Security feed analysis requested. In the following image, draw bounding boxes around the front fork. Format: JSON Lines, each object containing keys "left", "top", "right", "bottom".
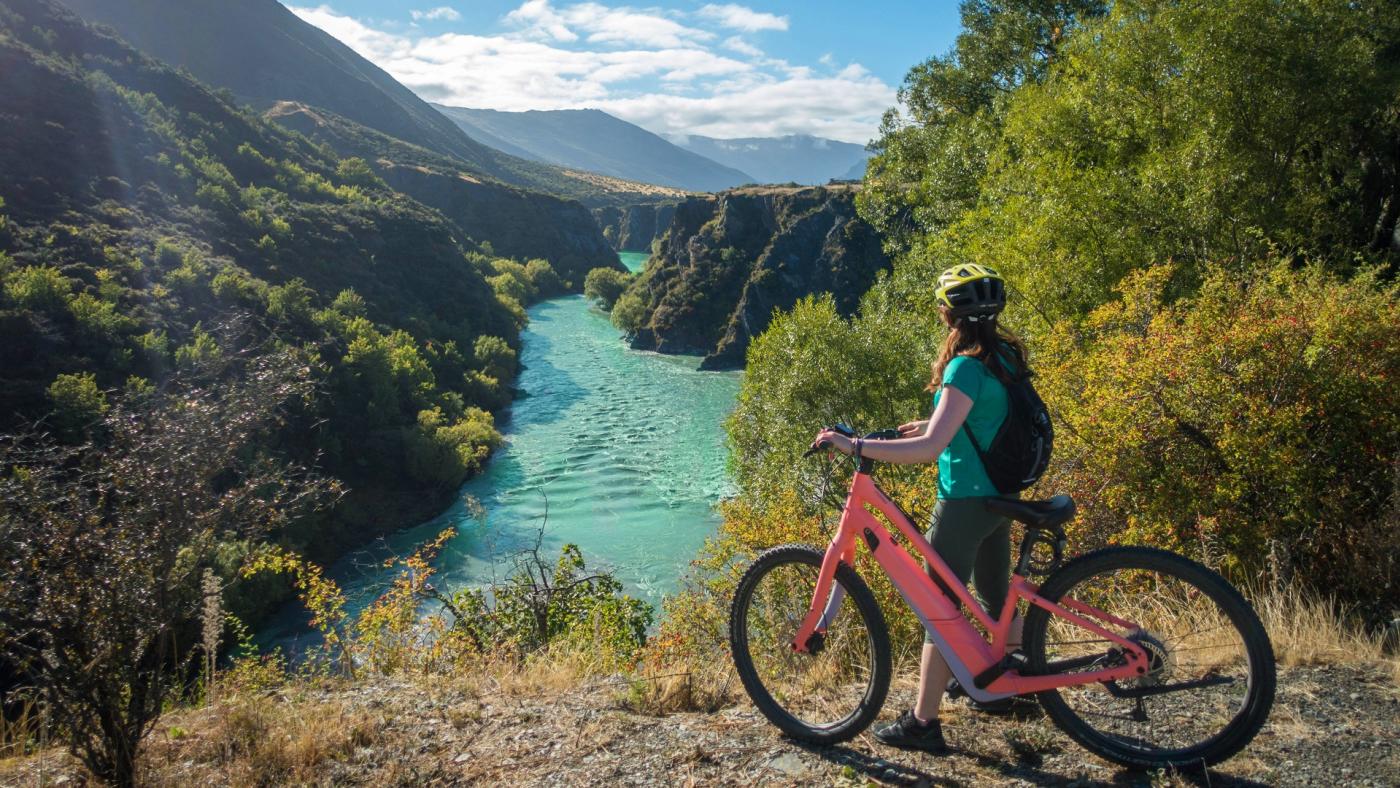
{"left": 791, "top": 528, "right": 856, "bottom": 653}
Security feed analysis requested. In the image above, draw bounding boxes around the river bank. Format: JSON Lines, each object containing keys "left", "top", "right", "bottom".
{"left": 262, "top": 259, "right": 739, "bottom": 646}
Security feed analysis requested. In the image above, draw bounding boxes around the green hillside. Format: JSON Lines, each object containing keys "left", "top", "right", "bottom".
{"left": 266, "top": 102, "right": 622, "bottom": 286}
{"left": 60, "top": 0, "right": 676, "bottom": 206}
{"left": 0, "top": 0, "right": 551, "bottom": 577}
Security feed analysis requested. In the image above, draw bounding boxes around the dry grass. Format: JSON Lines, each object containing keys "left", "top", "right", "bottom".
{"left": 0, "top": 696, "right": 45, "bottom": 762}
{"left": 137, "top": 690, "right": 385, "bottom": 787}
{"left": 1249, "top": 582, "right": 1400, "bottom": 686}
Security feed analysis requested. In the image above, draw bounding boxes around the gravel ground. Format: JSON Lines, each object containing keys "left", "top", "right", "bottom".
{"left": 1, "top": 664, "right": 1395, "bottom": 786}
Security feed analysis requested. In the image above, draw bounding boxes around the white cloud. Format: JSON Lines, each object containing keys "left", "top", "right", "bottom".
{"left": 597, "top": 65, "right": 891, "bottom": 143}
{"left": 288, "top": 3, "right": 891, "bottom": 143}
{"left": 411, "top": 6, "right": 461, "bottom": 22}
{"left": 506, "top": 1, "right": 712, "bottom": 48}
{"left": 722, "top": 35, "right": 763, "bottom": 57}
{"left": 696, "top": 3, "right": 788, "bottom": 32}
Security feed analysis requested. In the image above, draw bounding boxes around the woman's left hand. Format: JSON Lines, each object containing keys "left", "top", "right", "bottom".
{"left": 812, "top": 429, "right": 855, "bottom": 455}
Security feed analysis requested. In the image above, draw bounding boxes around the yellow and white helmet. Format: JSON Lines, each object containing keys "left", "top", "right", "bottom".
{"left": 935, "top": 264, "right": 1006, "bottom": 322}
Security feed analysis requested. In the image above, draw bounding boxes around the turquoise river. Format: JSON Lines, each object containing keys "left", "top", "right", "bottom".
{"left": 265, "top": 252, "right": 740, "bottom": 646}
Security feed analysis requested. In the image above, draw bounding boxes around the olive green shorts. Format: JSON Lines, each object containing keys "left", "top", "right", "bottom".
{"left": 922, "top": 496, "right": 1011, "bottom": 643}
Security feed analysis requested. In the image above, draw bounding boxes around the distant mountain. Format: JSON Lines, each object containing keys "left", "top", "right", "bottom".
{"left": 59, "top": 0, "right": 665, "bottom": 206}
{"left": 667, "top": 134, "right": 871, "bottom": 186}
{"left": 434, "top": 106, "right": 753, "bottom": 193}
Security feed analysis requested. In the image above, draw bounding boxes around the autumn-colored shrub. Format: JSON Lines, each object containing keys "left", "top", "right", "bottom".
{"left": 1038, "top": 260, "right": 1400, "bottom": 620}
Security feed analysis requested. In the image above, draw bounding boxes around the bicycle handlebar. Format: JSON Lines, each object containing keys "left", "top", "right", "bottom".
{"left": 803, "top": 424, "right": 900, "bottom": 458}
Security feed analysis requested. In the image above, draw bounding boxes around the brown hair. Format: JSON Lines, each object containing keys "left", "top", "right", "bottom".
{"left": 928, "top": 309, "right": 1029, "bottom": 392}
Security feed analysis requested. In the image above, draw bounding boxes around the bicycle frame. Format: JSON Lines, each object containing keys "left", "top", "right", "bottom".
{"left": 791, "top": 468, "right": 1150, "bottom": 703}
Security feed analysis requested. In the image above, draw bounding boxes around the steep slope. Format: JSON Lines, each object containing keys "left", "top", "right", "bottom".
{"left": 0, "top": 0, "right": 525, "bottom": 567}
{"left": 623, "top": 185, "right": 890, "bottom": 369}
{"left": 669, "top": 134, "right": 871, "bottom": 186}
{"left": 593, "top": 202, "right": 678, "bottom": 252}
{"left": 58, "top": 0, "right": 667, "bottom": 206}
{"left": 435, "top": 106, "right": 753, "bottom": 192}
{"left": 268, "top": 102, "right": 621, "bottom": 286}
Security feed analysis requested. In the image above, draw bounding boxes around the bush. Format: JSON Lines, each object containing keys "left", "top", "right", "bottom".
{"left": 334, "top": 157, "right": 385, "bottom": 190}
{"left": 583, "top": 267, "right": 630, "bottom": 309}
{"left": 174, "top": 324, "right": 222, "bottom": 369}
{"left": 1039, "top": 260, "right": 1400, "bottom": 619}
{"left": 266, "top": 278, "right": 315, "bottom": 323}
{"left": 3, "top": 354, "right": 334, "bottom": 785}
{"left": 443, "top": 538, "right": 653, "bottom": 668}
{"left": 46, "top": 371, "right": 108, "bottom": 436}
{"left": 4, "top": 265, "right": 69, "bottom": 311}
{"left": 248, "top": 527, "right": 652, "bottom": 677}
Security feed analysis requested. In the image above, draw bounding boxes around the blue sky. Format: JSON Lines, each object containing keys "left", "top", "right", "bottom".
{"left": 288, "top": 1, "right": 963, "bottom": 143}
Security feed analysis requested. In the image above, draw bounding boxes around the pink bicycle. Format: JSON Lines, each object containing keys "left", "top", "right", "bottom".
{"left": 729, "top": 425, "right": 1275, "bottom": 769}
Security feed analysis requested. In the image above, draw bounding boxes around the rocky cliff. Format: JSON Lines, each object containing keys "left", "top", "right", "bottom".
{"left": 268, "top": 103, "right": 621, "bottom": 285}
{"left": 625, "top": 185, "right": 890, "bottom": 369}
{"left": 594, "top": 202, "right": 678, "bottom": 252}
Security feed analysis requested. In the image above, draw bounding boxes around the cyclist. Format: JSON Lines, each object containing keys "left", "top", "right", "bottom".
{"left": 812, "top": 263, "right": 1030, "bottom": 753}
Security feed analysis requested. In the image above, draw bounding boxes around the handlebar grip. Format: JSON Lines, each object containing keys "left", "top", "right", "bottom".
{"left": 803, "top": 440, "right": 831, "bottom": 458}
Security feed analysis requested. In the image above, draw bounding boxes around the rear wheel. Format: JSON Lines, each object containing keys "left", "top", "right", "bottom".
{"left": 1023, "top": 547, "right": 1275, "bottom": 769}
{"left": 729, "top": 544, "right": 892, "bottom": 744}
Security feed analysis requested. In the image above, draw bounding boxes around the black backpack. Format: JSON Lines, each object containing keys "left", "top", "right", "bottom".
{"left": 961, "top": 346, "right": 1053, "bottom": 495}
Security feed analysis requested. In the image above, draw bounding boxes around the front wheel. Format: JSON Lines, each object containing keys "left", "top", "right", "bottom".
{"left": 729, "top": 544, "right": 892, "bottom": 744}
{"left": 1023, "top": 546, "right": 1276, "bottom": 770}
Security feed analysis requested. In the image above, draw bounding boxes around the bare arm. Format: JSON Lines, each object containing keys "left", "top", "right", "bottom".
{"left": 814, "top": 386, "right": 973, "bottom": 466}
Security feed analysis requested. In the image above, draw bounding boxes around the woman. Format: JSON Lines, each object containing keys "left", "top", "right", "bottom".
{"left": 812, "top": 263, "right": 1030, "bottom": 753}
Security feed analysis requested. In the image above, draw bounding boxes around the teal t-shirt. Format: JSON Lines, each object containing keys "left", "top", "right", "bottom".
{"left": 934, "top": 354, "right": 1008, "bottom": 499}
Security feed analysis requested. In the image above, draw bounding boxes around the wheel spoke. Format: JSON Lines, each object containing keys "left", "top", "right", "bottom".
{"left": 1026, "top": 548, "right": 1274, "bottom": 768}
{"left": 731, "top": 547, "right": 890, "bottom": 743}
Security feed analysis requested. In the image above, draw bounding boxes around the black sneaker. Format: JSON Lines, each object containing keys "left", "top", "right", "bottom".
{"left": 872, "top": 710, "right": 947, "bottom": 753}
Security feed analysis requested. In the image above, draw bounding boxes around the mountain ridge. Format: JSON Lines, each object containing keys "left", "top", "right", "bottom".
{"left": 434, "top": 105, "right": 753, "bottom": 193}
{"left": 668, "top": 133, "right": 871, "bottom": 186}
{"left": 58, "top": 0, "right": 668, "bottom": 206}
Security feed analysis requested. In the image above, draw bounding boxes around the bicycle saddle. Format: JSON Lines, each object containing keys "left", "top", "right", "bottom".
{"left": 984, "top": 495, "right": 1076, "bottom": 530}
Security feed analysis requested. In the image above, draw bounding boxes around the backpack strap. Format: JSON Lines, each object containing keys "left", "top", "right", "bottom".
{"left": 961, "top": 422, "right": 992, "bottom": 470}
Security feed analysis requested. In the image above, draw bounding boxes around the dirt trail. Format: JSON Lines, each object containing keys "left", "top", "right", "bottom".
{"left": 2, "top": 664, "right": 1395, "bottom": 786}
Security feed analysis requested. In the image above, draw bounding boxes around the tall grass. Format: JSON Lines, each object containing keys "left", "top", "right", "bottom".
{"left": 1249, "top": 583, "right": 1399, "bottom": 684}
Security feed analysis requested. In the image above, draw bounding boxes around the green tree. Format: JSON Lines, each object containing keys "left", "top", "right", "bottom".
{"left": 406, "top": 406, "right": 501, "bottom": 486}
{"left": 609, "top": 290, "right": 648, "bottom": 333}
{"left": 859, "top": 0, "right": 1107, "bottom": 253}
{"left": 865, "top": 0, "right": 1400, "bottom": 324}
{"left": 524, "top": 258, "right": 565, "bottom": 297}
{"left": 584, "top": 267, "right": 631, "bottom": 309}
{"left": 335, "top": 157, "right": 385, "bottom": 190}
{"left": 473, "top": 335, "right": 516, "bottom": 383}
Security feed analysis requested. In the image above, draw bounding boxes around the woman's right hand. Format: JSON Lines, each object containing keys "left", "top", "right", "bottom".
{"left": 897, "top": 420, "right": 928, "bottom": 437}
